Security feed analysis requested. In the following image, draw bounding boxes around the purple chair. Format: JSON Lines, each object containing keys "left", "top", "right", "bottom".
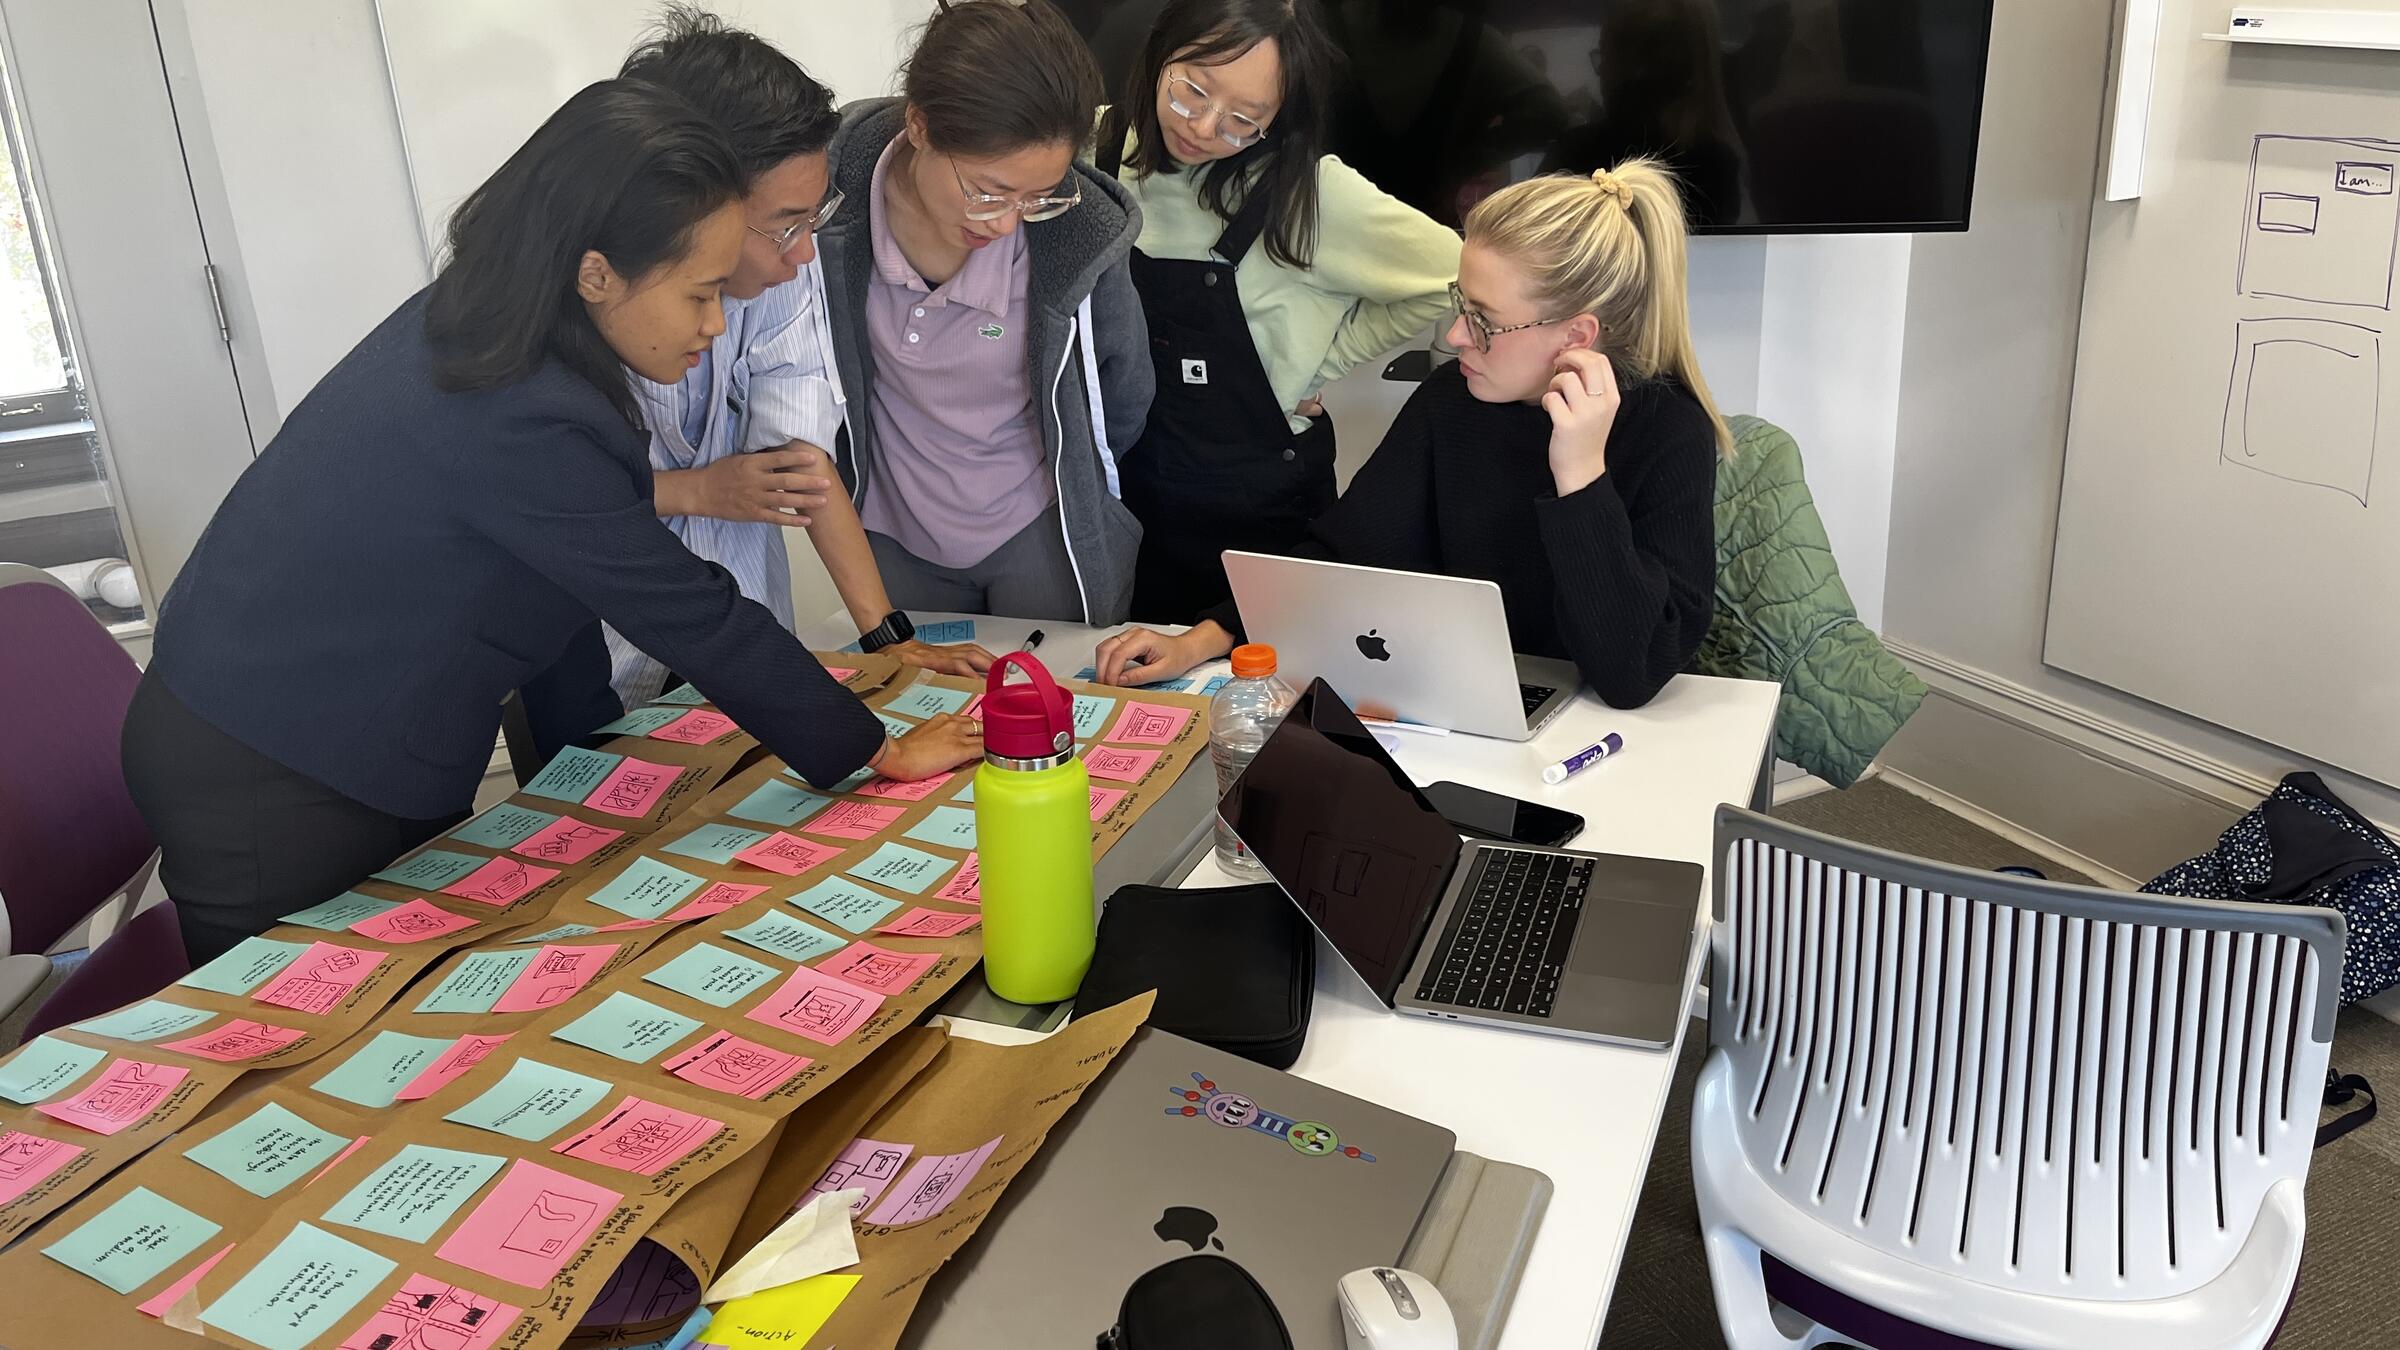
{"left": 0, "top": 563, "right": 172, "bottom": 1025}
{"left": 19, "top": 900, "right": 188, "bottom": 1043}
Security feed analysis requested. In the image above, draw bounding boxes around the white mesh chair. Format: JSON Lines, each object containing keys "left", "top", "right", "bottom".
{"left": 1695, "top": 806, "right": 2345, "bottom": 1350}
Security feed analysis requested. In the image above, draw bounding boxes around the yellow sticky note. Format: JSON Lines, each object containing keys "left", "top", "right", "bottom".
{"left": 700, "top": 1274, "right": 859, "bottom": 1347}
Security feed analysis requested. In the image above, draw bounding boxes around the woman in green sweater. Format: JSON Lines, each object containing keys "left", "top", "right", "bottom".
{"left": 1096, "top": 0, "right": 1460, "bottom": 624}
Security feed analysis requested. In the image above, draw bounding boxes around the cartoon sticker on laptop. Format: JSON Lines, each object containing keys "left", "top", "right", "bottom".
{"left": 1165, "top": 1071, "right": 1377, "bottom": 1162}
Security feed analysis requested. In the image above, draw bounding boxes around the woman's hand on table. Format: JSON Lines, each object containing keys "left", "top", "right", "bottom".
{"left": 886, "top": 639, "right": 996, "bottom": 678}
{"left": 1093, "top": 621, "right": 1233, "bottom": 688}
{"left": 869, "top": 712, "right": 983, "bottom": 780}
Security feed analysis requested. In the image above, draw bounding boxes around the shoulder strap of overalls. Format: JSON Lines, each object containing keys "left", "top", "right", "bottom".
{"left": 1094, "top": 124, "right": 1275, "bottom": 267}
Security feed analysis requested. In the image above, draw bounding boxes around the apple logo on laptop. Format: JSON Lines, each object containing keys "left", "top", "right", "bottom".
{"left": 1153, "top": 1205, "right": 1226, "bottom": 1252}
{"left": 1356, "top": 629, "right": 1391, "bottom": 662}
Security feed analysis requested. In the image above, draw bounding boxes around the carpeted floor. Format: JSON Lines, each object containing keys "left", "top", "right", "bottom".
{"left": 1600, "top": 778, "right": 2400, "bottom": 1350}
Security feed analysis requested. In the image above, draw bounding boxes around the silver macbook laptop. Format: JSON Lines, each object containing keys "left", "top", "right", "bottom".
{"left": 1222, "top": 551, "right": 1578, "bottom": 741}
{"left": 1225, "top": 680, "right": 1702, "bottom": 1048}
{"left": 905, "top": 1027, "right": 1456, "bottom": 1350}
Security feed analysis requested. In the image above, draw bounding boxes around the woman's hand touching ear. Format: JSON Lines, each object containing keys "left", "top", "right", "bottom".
{"left": 1542, "top": 348, "right": 1621, "bottom": 496}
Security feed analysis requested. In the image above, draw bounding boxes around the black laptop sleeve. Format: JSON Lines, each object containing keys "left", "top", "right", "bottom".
{"left": 1099, "top": 1254, "right": 1294, "bottom": 1350}
{"left": 1073, "top": 883, "right": 1315, "bottom": 1069}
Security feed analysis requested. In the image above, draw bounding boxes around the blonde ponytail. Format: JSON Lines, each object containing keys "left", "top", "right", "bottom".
{"left": 1463, "top": 160, "right": 1734, "bottom": 456}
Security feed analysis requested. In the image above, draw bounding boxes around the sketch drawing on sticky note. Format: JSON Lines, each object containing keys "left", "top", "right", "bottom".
{"left": 785, "top": 986, "right": 865, "bottom": 1036}
{"left": 2238, "top": 134, "right": 2400, "bottom": 310}
{"left": 0, "top": 1132, "right": 75, "bottom": 1182}
{"left": 341, "top": 1278, "right": 517, "bottom": 1350}
{"left": 502, "top": 1189, "right": 601, "bottom": 1259}
{"left": 454, "top": 861, "right": 541, "bottom": 903}
{"left": 520, "top": 823, "right": 614, "bottom": 861}
{"left": 592, "top": 1110, "right": 710, "bottom": 1169}
{"left": 2220, "top": 317, "right": 2382, "bottom": 505}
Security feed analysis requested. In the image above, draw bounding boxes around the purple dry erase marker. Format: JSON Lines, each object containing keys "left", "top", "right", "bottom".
{"left": 1542, "top": 732, "right": 1624, "bottom": 785}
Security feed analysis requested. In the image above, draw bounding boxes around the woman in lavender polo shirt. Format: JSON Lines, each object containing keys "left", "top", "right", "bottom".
{"left": 814, "top": 0, "right": 1154, "bottom": 627}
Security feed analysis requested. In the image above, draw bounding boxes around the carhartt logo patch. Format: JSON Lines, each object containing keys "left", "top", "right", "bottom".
{"left": 1181, "top": 358, "right": 1209, "bottom": 385}
{"left": 978, "top": 323, "right": 1004, "bottom": 340}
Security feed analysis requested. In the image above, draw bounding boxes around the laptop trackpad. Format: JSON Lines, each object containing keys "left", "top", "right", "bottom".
{"left": 1568, "top": 898, "right": 1692, "bottom": 985}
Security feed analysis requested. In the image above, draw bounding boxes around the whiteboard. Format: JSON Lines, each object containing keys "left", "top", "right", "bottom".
{"left": 2048, "top": 3, "right": 2400, "bottom": 788}
{"left": 375, "top": 0, "right": 922, "bottom": 254}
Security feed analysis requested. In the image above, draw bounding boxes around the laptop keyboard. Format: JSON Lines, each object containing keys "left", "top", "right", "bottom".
{"left": 1416, "top": 848, "right": 1591, "bottom": 1018}
{"left": 1519, "top": 683, "right": 1557, "bottom": 716}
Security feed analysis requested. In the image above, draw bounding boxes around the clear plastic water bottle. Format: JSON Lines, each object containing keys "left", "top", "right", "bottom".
{"left": 1210, "top": 644, "right": 1299, "bottom": 877}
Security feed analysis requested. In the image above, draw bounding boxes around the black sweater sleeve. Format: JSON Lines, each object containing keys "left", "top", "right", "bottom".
{"left": 1534, "top": 389, "right": 1718, "bottom": 708}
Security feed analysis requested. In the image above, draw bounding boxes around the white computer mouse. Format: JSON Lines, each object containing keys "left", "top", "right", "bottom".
{"left": 1337, "top": 1266, "right": 1458, "bottom": 1350}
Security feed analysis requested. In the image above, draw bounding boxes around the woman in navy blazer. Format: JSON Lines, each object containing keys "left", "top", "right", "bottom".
{"left": 123, "top": 80, "right": 981, "bottom": 963}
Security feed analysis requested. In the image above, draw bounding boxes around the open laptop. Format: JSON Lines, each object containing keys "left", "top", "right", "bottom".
{"left": 1223, "top": 551, "right": 1578, "bottom": 741}
{"left": 1224, "top": 680, "right": 1702, "bottom": 1047}
{"left": 905, "top": 1027, "right": 1456, "bottom": 1350}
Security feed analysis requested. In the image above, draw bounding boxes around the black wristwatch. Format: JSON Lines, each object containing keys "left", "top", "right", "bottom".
{"left": 858, "top": 610, "right": 915, "bottom": 654}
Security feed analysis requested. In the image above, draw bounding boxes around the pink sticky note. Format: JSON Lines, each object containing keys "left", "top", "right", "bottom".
{"left": 0, "top": 1130, "right": 84, "bottom": 1204}
{"left": 854, "top": 772, "right": 953, "bottom": 802}
{"left": 877, "top": 907, "right": 981, "bottom": 939}
{"left": 394, "top": 1033, "right": 512, "bottom": 1102}
{"left": 512, "top": 818, "right": 625, "bottom": 865}
{"left": 1089, "top": 787, "right": 1129, "bottom": 822}
{"left": 492, "top": 944, "right": 617, "bottom": 1014}
{"left": 961, "top": 693, "right": 986, "bottom": 719}
{"left": 732, "top": 832, "right": 846, "bottom": 877}
{"left": 441, "top": 856, "right": 562, "bottom": 906}
{"left": 824, "top": 666, "right": 861, "bottom": 681}
{"left": 648, "top": 709, "right": 739, "bottom": 745}
{"left": 862, "top": 1135, "right": 1003, "bottom": 1228}
{"left": 552, "top": 1095, "right": 725, "bottom": 1176}
{"left": 434, "top": 1158, "right": 621, "bottom": 1291}
{"left": 583, "top": 756, "right": 685, "bottom": 818}
{"left": 156, "top": 1019, "right": 307, "bottom": 1063}
{"left": 1084, "top": 746, "right": 1162, "bottom": 783}
{"left": 746, "top": 968, "right": 884, "bottom": 1046}
{"left": 253, "top": 943, "right": 387, "bottom": 1015}
{"left": 1105, "top": 701, "right": 1194, "bottom": 745}
{"left": 663, "top": 1031, "right": 810, "bottom": 1100}
{"left": 348, "top": 898, "right": 479, "bottom": 944}
{"left": 659, "top": 881, "right": 769, "bottom": 925}
{"left": 934, "top": 853, "right": 982, "bottom": 905}
{"left": 809, "top": 1137, "right": 914, "bottom": 1214}
{"left": 815, "top": 941, "right": 939, "bottom": 995}
{"left": 801, "top": 800, "right": 907, "bottom": 840}
{"left": 339, "top": 1277, "right": 520, "bottom": 1350}
{"left": 33, "top": 1058, "right": 188, "bottom": 1136}
{"left": 307, "top": 1134, "right": 373, "bottom": 1187}
{"left": 137, "top": 1241, "right": 233, "bottom": 1319}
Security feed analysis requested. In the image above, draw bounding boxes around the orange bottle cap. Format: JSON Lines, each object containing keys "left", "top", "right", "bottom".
{"left": 1230, "top": 644, "right": 1277, "bottom": 678}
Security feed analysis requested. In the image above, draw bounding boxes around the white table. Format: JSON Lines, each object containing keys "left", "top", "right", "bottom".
{"left": 807, "top": 609, "right": 1783, "bottom": 1345}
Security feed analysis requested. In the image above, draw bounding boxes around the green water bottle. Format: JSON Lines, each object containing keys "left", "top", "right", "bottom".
{"left": 973, "top": 653, "right": 1094, "bottom": 1003}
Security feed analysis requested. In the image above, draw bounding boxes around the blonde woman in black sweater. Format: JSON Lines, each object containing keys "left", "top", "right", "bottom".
{"left": 1095, "top": 157, "right": 1729, "bottom": 709}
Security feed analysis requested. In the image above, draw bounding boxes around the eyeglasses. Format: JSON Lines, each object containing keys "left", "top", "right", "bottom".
{"left": 950, "top": 158, "right": 1082, "bottom": 222}
{"left": 748, "top": 187, "right": 846, "bottom": 252}
{"left": 1444, "top": 281, "right": 1570, "bottom": 353}
{"left": 1166, "top": 74, "right": 1269, "bottom": 149}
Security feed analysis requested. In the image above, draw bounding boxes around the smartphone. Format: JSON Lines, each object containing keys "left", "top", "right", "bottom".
{"left": 1424, "top": 780, "right": 1584, "bottom": 848}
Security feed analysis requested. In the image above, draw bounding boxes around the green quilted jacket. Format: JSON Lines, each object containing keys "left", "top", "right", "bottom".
{"left": 1694, "top": 415, "right": 1926, "bottom": 787}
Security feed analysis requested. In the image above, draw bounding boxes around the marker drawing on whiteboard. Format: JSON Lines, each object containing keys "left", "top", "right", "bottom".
{"left": 1542, "top": 733, "right": 1624, "bottom": 785}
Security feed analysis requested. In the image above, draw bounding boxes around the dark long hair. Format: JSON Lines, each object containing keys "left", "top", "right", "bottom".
{"left": 905, "top": 0, "right": 1104, "bottom": 161}
{"left": 1098, "top": 0, "right": 1337, "bottom": 270}
{"left": 424, "top": 79, "right": 741, "bottom": 427}
{"left": 620, "top": 4, "right": 838, "bottom": 182}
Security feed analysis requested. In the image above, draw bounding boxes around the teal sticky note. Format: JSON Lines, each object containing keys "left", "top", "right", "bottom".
{"left": 322, "top": 1144, "right": 505, "bottom": 1241}
{"left": 589, "top": 855, "right": 707, "bottom": 919}
{"left": 903, "top": 804, "right": 978, "bottom": 850}
{"left": 279, "top": 891, "right": 400, "bottom": 931}
{"left": 445, "top": 1058, "right": 613, "bottom": 1142}
{"left": 72, "top": 1000, "right": 215, "bottom": 1043}
{"left": 552, "top": 992, "right": 701, "bottom": 1064}
{"left": 888, "top": 683, "right": 975, "bottom": 720}
{"left": 654, "top": 683, "right": 709, "bottom": 706}
{"left": 594, "top": 706, "right": 684, "bottom": 737}
{"left": 847, "top": 841, "right": 957, "bottom": 894}
{"left": 1072, "top": 694, "right": 1114, "bottom": 739}
{"left": 183, "top": 1101, "right": 352, "bottom": 1199}
{"left": 788, "top": 877, "right": 903, "bottom": 934}
{"left": 825, "top": 766, "right": 875, "bottom": 793}
{"left": 728, "top": 779, "right": 833, "bottom": 827}
{"left": 370, "top": 848, "right": 483, "bottom": 890}
{"left": 874, "top": 710, "right": 920, "bottom": 739}
{"left": 522, "top": 745, "right": 624, "bottom": 803}
{"left": 663, "top": 822, "right": 772, "bottom": 865}
{"left": 449, "top": 803, "right": 560, "bottom": 850}
{"left": 200, "top": 1222, "right": 396, "bottom": 1350}
{"left": 955, "top": 777, "right": 975, "bottom": 804}
{"left": 508, "top": 923, "right": 599, "bottom": 944}
{"left": 644, "top": 943, "right": 781, "bottom": 1007}
{"left": 918, "top": 619, "right": 976, "bottom": 643}
{"left": 723, "top": 911, "right": 846, "bottom": 964}
{"left": 178, "top": 936, "right": 307, "bottom": 997}
{"left": 311, "top": 1031, "right": 455, "bottom": 1109}
{"left": 42, "top": 1185, "right": 222, "bottom": 1295}
{"left": 0, "top": 1035, "right": 105, "bottom": 1104}
{"left": 1199, "top": 674, "right": 1232, "bottom": 696}
{"left": 415, "top": 949, "right": 537, "bottom": 1015}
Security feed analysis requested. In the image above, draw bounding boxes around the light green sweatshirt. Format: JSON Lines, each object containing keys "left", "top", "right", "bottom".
{"left": 1110, "top": 132, "right": 1462, "bottom": 433}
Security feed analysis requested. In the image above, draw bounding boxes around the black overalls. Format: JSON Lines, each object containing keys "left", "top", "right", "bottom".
{"left": 1104, "top": 144, "right": 1337, "bottom": 625}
